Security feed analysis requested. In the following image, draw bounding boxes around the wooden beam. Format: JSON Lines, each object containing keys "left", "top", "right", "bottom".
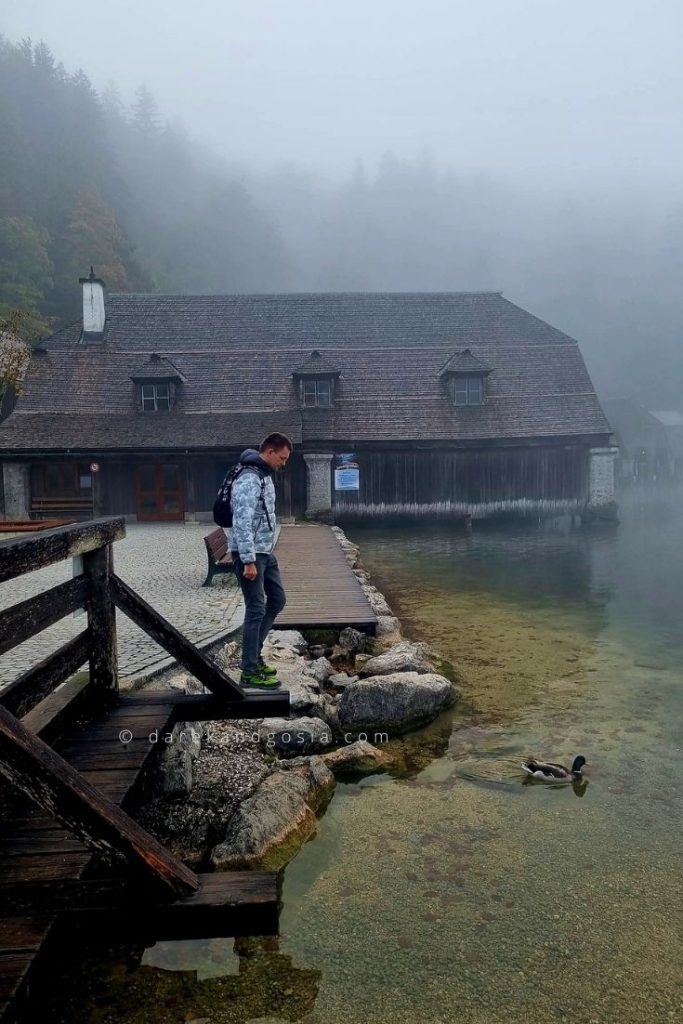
{"left": 164, "top": 691, "right": 291, "bottom": 721}
{"left": 20, "top": 675, "right": 92, "bottom": 742}
{"left": 0, "top": 873, "right": 279, "bottom": 938}
{"left": 0, "top": 577, "right": 89, "bottom": 657}
{"left": 0, "top": 632, "right": 91, "bottom": 719}
{"left": 0, "top": 517, "right": 126, "bottom": 584}
{"left": 0, "top": 704, "right": 198, "bottom": 898}
{"left": 83, "top": 545, "right": 118, "bottom": 692}
{"left": 110, "top": 574, "right": 245, "bottom": 701}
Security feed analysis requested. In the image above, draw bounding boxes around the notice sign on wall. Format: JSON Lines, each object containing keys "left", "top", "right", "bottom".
{"left": 335, "top": 453, "right": 360, "bottom": 491}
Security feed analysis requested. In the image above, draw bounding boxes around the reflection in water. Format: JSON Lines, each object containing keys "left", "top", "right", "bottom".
{"left": 35, "top": 490, "right": 683, "bottom": 1024}
{"left": 33, "top": 933, "right": 322, "bottom": 1023}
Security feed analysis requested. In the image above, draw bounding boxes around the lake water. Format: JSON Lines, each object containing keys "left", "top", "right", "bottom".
{"left": 37, "top": 489, "right": 682, "bottom": 1024}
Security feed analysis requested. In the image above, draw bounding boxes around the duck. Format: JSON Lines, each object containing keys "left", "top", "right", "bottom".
{"left": 521, "top": 755, "right": 586, "bottom": 783}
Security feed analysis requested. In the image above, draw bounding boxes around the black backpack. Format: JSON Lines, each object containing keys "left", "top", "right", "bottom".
{"left": 213, "top": 463, "right": 270, "bottom": 529}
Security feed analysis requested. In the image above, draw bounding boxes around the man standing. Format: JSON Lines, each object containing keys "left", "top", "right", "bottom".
{"left": 230, "top": 432, "right": 292, "bottom": 688}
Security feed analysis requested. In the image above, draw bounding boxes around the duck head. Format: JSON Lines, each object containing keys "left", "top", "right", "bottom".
{"left": 571, "top": 756, "right": 587, "bottom": 775}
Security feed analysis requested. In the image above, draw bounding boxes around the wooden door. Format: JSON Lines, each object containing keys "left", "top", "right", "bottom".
{"left": 135, "top": 463, "right": 184, "bottom": 521}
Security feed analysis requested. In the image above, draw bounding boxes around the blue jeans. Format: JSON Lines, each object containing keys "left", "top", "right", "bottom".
{"left": 232, "top": 553, "right": 287, "bottom": 674}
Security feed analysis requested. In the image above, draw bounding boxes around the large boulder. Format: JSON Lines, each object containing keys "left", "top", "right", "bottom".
{"left": 259, "top": 716, "right": 334, "bottom": 757}
{"left": 274, "top": 755, "right": 336, "bottom": 813}
{"left": 338, "top": 672, "right": 457, "bottom": 734}
{"left": 360, "top": 640, "right": 434, "bottom": 677}
{"left": 210, "top": 758, "right": 335, "bottom": 870}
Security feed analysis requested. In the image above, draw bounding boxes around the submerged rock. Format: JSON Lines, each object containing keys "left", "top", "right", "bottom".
{"left": 338, "top": 672, "right": 457, "bottom": 733}
{"left": 321, "top": 739, "right": 392, "bottom": 775}
{"left": 360, "top": 640, "right": 434, "bottom": 677}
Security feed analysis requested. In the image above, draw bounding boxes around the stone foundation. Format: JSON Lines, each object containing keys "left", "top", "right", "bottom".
{"left": 1, "top": 462, "right": 30, "bottom": 519}
{"left": 583, "top": 446, "right": 619, "bottom": 522}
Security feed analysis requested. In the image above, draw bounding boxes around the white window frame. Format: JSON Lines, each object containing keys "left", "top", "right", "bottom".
{"left": 453, "top": 375, "right": 484, "bottom": 406}
{"left": 301, "top": 378, "right": 333, "bottom": 408}
{"left": 141, "top": 382, "right": 171, "bottom": 411}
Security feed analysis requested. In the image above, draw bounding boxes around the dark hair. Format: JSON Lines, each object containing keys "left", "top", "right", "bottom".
{"left": 260, "top": 432, "right": 293, "bottom": 453}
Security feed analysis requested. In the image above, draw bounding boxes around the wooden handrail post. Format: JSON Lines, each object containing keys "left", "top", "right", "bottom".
{"left": 83, "top": 543, "right": 118, "bottom": 692}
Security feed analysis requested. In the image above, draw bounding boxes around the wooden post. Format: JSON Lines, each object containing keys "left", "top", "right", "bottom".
{"left": 83, "top": 544, "right": 118, "bottom": 692}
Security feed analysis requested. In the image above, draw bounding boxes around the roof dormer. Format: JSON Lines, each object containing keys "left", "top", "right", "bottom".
{"left": 439, "top": 349, "right": 492, "bottom": 406}
{"left": 292, "top": 349, "right": 340, "bottom": 408}
{"left": 130, "top": 353, "right": 186, "bottom": 412}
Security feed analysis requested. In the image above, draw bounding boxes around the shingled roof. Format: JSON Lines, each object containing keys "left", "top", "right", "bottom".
{"left": 0, "top": 292, "right": 611, "bottom": 450}
{"left": 292, "top": 349, "right": 341, "bottom": 376}
{"left": 129, "top": 353, "right": 187, "bottom": 382}
{"left": 439, "top": 348, "right": 492, "bottom": 376}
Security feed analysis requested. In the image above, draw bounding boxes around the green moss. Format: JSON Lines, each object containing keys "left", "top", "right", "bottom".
{"left": 437, "top": 657, "right": 459, "bottom": 683}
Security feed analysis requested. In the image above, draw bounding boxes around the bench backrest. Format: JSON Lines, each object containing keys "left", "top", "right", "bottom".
{"left": 204, "top": 528, "right": 228, "bottom": 561}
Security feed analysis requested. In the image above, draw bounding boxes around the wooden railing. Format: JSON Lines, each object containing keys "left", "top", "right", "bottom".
{"left": 0, "top": 516, "right": 272, "bottom": 898}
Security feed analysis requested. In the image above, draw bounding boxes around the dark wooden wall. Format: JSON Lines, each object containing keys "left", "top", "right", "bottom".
{"left": 333, "top": 446, "right": 588, "bottom": 517}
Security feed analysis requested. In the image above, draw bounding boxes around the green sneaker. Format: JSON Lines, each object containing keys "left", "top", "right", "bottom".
{"left": 240, "top": 670, "right": 281, "bottom": 689}
{"left": 258, "top": 659, "right": 278, "bottom": 679}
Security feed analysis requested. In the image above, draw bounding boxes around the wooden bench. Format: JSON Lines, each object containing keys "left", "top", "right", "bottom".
{"left": 31, "top": 498, "right": 93, "bottom": 520}
{"left": 203, "top": 528, "right": 235, "bottom": 586}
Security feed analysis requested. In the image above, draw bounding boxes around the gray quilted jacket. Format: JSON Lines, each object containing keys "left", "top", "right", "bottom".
{"left": 229, "top": 449, "right": 276, "bottom": 563}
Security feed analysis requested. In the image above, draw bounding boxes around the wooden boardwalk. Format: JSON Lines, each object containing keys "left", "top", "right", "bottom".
{"left": 274, "top": 525, "right": 377, "bottom": 633}
{"left": 0, "top": 518, "right": 291, "bottom": 1024}
{"left": 0, "top": 690, "right": 286, "bottom": 1022}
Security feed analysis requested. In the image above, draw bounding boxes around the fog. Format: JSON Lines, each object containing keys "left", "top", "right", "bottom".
{"left": 5, "top": 0, "right": 683, "bottom": 180}
{"left": 3, "top": 0, "right": 683, "bottom": 404}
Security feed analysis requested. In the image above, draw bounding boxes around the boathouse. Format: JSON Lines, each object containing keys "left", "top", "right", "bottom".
{"left": 0, "top": 275, "right": 616, "bottom": 522}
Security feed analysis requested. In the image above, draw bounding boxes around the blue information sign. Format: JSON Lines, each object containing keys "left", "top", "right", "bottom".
{"left": 335, "top": 453, "right": 360, "bottom": 491}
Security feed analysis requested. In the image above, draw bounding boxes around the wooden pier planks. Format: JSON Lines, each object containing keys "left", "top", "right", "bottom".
{"left": 0, "top": 696, "right": 177, "bottom": 1021}
{"left": 274, "top": 525, "right": 377, "bottom": 632}
{"left": 0, "top": 688, "right": 284, "bottom": 1021}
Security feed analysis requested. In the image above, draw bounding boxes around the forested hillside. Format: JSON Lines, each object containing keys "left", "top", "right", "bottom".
{"left": 0, "top": 35, "right": 289, "bottom": 332}
{"left": 2, "top": 35, "right": 683, "bottom": 404}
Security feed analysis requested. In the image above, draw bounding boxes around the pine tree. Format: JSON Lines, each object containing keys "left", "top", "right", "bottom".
{"left": 131, "top": 84, "right": 162, "bottom": 137}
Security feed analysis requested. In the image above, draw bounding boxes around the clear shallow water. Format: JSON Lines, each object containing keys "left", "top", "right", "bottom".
{"left": 36, "top": 490, "right": 682, "bottom": 1024}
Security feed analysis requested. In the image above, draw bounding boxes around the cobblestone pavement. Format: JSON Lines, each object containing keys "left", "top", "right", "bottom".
{"left": 0, "top": 523, "right": 244, "bottom": 688}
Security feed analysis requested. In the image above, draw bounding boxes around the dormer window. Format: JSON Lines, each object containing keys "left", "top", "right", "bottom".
{"left": 453, "top": 376, "right": 483, "bottom": 406}
{"left": 302, "top": 378, "right": 332, "bottom": 408}
{"left": 439, "top": 349, "right": 492, "bottom": 408}
{"left": 131, "top": 354, "right": 187, "bottom": 413}
{"left": 141, "top": 382, "right": 171, "bottom": 411}
{"left": 292, "top": 349, "right": 340, "bottom": 409}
